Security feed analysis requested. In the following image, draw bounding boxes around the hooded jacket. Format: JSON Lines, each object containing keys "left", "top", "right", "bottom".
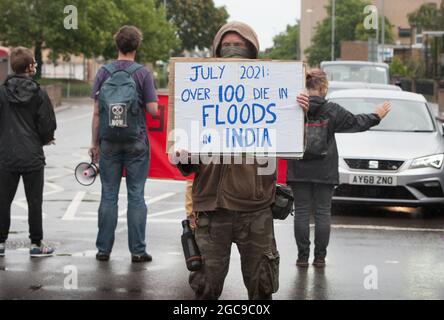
{"left": 178, "top": 22, "right": 277, "bottom": 213}
{"left": 286, "top": 96, "right": 381, "bottom": 185}
{"left": 0, "top": 74, "right": 57, "bottom": 172}
{"left": 212, "top": 21, "right": 260, "bottom": 59}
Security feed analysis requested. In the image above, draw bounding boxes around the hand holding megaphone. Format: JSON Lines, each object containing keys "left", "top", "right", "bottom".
{"left": 88, "top": 146, "right": 99, "bottom": 164}
{"left": 75, "top": 162, "right": 99, "bottom": 186}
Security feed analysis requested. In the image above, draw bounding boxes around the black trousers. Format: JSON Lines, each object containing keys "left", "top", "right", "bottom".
{"left": 0, "top": 169, "right": 44, "bottom": 244}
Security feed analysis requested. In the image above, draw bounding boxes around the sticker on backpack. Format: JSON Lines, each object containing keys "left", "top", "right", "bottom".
{"left": 108, "top": 103, "right": 128, "bottom": 128}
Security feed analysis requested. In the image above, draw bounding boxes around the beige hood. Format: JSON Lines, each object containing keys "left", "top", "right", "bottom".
{"left": 212, "top": 21, "right": 259, "bottom": 58}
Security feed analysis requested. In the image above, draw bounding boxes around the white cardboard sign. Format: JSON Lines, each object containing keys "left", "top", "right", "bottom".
{"left": 171, "top": 59, "right": 305, "bottom": 157}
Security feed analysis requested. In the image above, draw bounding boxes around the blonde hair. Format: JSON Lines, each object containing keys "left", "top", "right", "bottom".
{"left": 306, "top": 69, "right": 329, "bottom": 96}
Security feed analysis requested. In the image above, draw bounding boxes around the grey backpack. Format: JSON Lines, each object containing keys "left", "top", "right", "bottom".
{"left": 98, "top": 63, "right": 144, "bottom": 142}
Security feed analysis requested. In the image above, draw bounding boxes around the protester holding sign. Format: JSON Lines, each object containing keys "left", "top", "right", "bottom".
{"left": 175, "top": 21, "right": 309, "bottom": 300}
{"left": 287, "top": 69, "right": 391, "bottom": 268}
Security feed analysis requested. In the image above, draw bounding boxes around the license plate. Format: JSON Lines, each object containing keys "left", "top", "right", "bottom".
{"left": 349, "top": 174, "right": 397, "bottom": 186}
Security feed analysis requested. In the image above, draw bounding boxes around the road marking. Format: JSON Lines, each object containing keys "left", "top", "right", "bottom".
{"left": 148, "top": 208, "right": 183, "bottom": 218}
{"left": 71, "top": 250, "right": 97, "bottom": 257}
{"left": 117, "top": 192, "right": 176, "bottom": 217}
{"left": 147, "top": 178, "right": 188, "bottom": 185}
{"left": 147, "top": 218, "right": 182, "bottom": 223}
{"left": 63, "top": 191, "right": 86, "bottom": 220}
{"left": 11, "top": 202, "right": 47, "bottom": 220}
{"left": 328, "top": 224, "right": 444, "bottom": 233}
{"left": 90, "top": 192, "right": 151, "bottom": 200}
{"left": 12, "top": 182, "right": 63, "bottom": 220}
{"left": 46, "top": 168, "right": 73, "bottom": 181}
{"left": 167, "top": 252, "right": 182, "bottom": 256}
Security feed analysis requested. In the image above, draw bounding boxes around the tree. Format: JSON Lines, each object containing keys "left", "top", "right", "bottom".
{"left": 305, "top": 0, "right": 393, "bottom": 66}
{"left": 102, "top": 0, "right": 180, "bottom": 62}
{"left": 157, "top": 0, "right": 229, "bottom": 51}
{"left": 263, "top": 23, "right": 300, "bottom": 60}
{"left": 408, "top": 2, "right": 444, "bottom": 30}
{"left": 0, "top": 0, "right": 178, "bottom": 79}
{"left": 389, "top": 57, "right": 407, "bottom": 77}
{"left": 408, "top": 2, "right": 444, "bottom": 79}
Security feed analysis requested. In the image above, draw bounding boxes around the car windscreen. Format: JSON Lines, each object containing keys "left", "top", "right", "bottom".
{"left": 323, "top": 65, "right": 388, "bottom": 84}
{"left": 330, "top": 98, "right": 435, "bottom": 132}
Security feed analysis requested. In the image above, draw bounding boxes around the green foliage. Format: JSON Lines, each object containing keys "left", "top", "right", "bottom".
{"left": 305, "top": 0, "right": 394, "bottom": 66}
{"left": 389, "top": 57, "right": 407, "bottom": 77}
{"left": 405, "top": 57, "right": 426, "bottom": 79}
{"left": 39, "top": 78, "right": 92, "bottom": 97}
{"left": 157, "top": 0, "right": 229, "bottom": 51}
{"left": 102, "top": 0, "right": 179, "bottom": 62}
{"left": 0, "top": 0, "right": 178, "bottom": 78}
{"left": 355, "top": 16, "right": 393, "bottom": 43}
{"left": 263, "top": 23, "right": 300, "bottom": 60}
{"left": 408, "top": 2, "right": 444, "bottom": 30}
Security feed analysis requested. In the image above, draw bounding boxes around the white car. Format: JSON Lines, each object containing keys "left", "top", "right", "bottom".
{"left": 321, "top": 61, "right": 390, "bottom": 84}
{"left": 320, "top": 61, "right": 400, "bottom": 94}
{"left": 328, "top": 89, "right": 444, "bottom": 211}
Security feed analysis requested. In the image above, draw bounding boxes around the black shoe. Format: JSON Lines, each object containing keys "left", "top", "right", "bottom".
{"left": 296, "top": 258, "right": 309, "bottom": 268}
{"left": 132, "top": 253, "right": 152, "bottom": 263}
{"left": 313, "top": 257, "right": 326, "bottom": 268}
{"left": 96, "top": 252, "right": 110, "bottom": 261}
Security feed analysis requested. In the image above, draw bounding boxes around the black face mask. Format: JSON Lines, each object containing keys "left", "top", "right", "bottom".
{"left": 220, "top": 46, "right": 251, "bottom": 58}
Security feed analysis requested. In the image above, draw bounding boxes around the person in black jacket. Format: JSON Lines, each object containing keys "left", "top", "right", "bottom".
{"left": 287, "top": 69, "right": 390, "bottom": 268}
{"left": 0, "top": 47, "right": 57, "bottom": 258}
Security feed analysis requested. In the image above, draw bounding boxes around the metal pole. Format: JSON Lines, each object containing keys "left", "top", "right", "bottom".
{"left": 381, "top": 0, "right": 385, "bottom": 62}
{"left": 331, "top": 0, "right": 336, "bottom": 61}
{"left": 376, "top": 7, "right": 379, "bottom": 62}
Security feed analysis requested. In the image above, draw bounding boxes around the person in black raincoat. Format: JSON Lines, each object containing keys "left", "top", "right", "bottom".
{"left": 286, "top": 69, "right": 391, "bottom": 268}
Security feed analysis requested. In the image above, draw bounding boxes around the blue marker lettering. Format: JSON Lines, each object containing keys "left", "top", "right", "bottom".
{"left": 202, "top": 105, "right": 214, "bottom": 127}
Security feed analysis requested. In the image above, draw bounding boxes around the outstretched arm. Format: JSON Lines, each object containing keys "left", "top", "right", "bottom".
{"left": 334, "top": 101, "right": 391, "bottom": 133}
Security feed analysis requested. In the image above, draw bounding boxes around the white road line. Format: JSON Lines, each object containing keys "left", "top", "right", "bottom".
{"left": 11, "top": 202, "right": 47, "bottom": 219}
{"left": 147, "top": 218, "right": 182, "bottom": 223}
{"left": 63, "top": 191, "right": 86, "bottom": 220}
{"left": 46, "top": 168, "right": 73, "bottom": 181}
{"left": 275, "top": 222, "right": 444, "bottom": 233}
{"left": 117, "top": 192, "right": 177, "bottom": 216}
{"left": 90, "top": 191, "right": 151, "bottom": 200}
{"left": 328, "top": 224, "right": 444, "bottom": 233}
{"left": 15, "top": 181, "right": 64, "bottom": 203}
{"left": 148, "top": 208, "right": 184, "bottom": 218}
{"left": 147, "top": 179, "right": 188, "bottom": 185}
{"left": 82, "top": 211, "right": 98, "bottom": 216}
{"left": 146, "top": 192, "right": 176, "bottom": 205}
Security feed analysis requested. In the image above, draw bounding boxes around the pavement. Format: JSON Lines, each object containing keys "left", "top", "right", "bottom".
{"left": 0, "top": 99, "right": 444, "bottom": 300}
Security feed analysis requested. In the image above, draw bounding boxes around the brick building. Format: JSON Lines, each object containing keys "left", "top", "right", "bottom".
{"left": 300, "top": 0, "right": 443, "bottom": 62}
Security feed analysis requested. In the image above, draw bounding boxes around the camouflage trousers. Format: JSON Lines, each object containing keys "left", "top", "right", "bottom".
{"left": 189, "top": 207, "right": 280, "bottom": 300}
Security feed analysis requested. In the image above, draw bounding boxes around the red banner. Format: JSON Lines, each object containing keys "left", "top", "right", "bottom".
{"left": 146, "top": 94, "right": 287, "bottom": 184}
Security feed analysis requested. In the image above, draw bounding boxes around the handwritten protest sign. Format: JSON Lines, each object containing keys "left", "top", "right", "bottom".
{"left": 168, "top": 58, "right": 305, "bottom": 157}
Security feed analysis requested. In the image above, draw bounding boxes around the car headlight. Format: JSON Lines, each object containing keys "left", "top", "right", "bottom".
{"left": 410, "top": 154, "right": 444, "bottom": 169}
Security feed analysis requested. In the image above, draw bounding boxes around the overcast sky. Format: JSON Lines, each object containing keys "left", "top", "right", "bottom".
{"left": 213, "top": 0, "right": 302, "bottom": 50}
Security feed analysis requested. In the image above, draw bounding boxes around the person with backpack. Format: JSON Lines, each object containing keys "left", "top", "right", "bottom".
{"left": 286, "top": 69, "right": 391, "bottom": 268}
{"left": 0, "top": 47, "right": 57, "bottom": 258}
{"left": 89, "top": 26, "right": 158, "bottom": 263}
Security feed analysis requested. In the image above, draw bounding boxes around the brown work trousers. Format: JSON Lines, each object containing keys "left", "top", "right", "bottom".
{"left": 189, "top": 207, "right": 279, "bottom": 300}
